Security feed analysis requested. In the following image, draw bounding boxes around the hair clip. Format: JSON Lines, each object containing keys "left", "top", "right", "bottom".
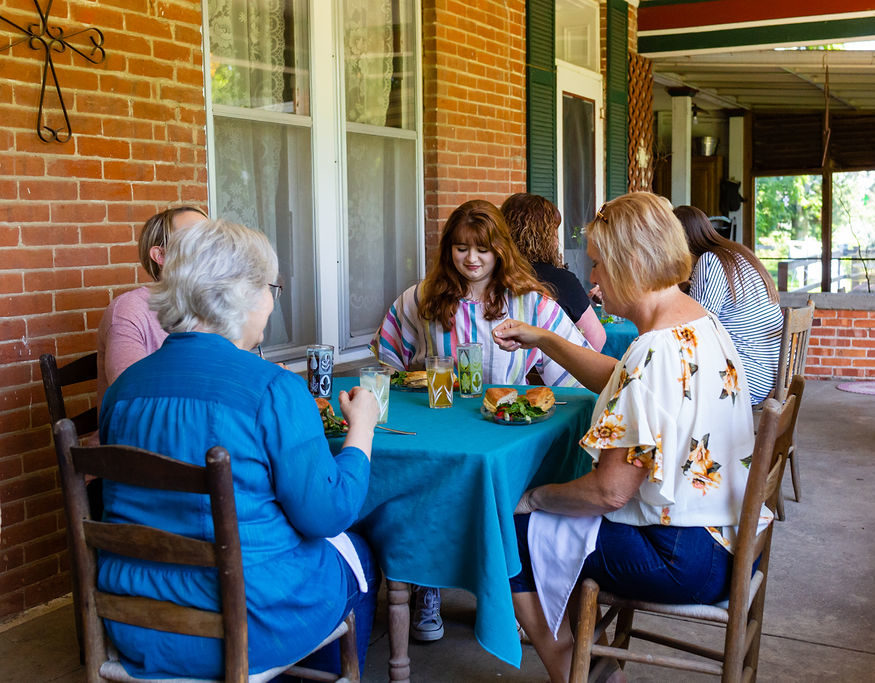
{"left": 595, "top": 204, "right": 608, "bottom": 224}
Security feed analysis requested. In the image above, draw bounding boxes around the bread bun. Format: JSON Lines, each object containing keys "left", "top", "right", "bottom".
{"left": 315, "top": 397, "right": 333, "bottom": 415}
{"left": 483, "top": 387, "right": 518, "bottom": 413}
{"left": 404, "top": 370, "right": 428, "bottom": 387}
{"left": 525, "top": 387, "right": 555, "bottom": 412}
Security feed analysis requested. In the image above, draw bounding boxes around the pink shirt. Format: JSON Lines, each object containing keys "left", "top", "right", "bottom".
{"left": 96, "top": 286, "right": 168, "bottom": 408}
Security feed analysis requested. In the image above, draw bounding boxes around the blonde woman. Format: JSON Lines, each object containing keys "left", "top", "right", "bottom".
{"left": 494, "top": 192, "right": 764, "bottom": 682}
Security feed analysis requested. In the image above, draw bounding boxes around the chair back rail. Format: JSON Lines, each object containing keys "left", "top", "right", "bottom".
{"left": 775, "top": 301, "right": 814, "bottom": 402}
{"left": 83, "top": 521, "right": 217, "bottom": 566}
{"left": 40, "top": 352, "right": 98, "bottom": 435}
{"left": 95, "top": 593, "right": 225, "bottom": 638}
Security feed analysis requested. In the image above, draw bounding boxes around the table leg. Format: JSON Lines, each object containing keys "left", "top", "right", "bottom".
{"left": 387, "top": 580, "right": 411, "bottom": 682}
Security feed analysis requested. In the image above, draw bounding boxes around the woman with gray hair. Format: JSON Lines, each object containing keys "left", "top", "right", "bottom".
{"left": 98, "top": 219, "right": 380, "bottom": 679}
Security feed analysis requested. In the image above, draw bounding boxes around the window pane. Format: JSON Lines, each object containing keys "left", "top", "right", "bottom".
{"left": 343, "top": 0, "right": 415, "bottom": 129}
{"left": 832, "top": 170, "right": 875, "bottom": 294}
{"left": 755, "top": 175, "right": 822, "bottom": 292}
{"left": 555, "top": 0, "right": 599, "bottom": 72}
{"left": 209, "top": 0, "right": 310, "bottom": 115}
{"left": 345, "top": 133, "right": 418, "bottom": 340}
{"left": 562, "top": 93, "right": 596, "bottom": 287}
{"left": 213, "top": 117, "right": 317, "bottom": 351}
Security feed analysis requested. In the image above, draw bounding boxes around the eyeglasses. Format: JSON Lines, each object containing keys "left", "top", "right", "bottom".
{"left": 595, "top": 204, "right": 609, "bottom": 224}
{"left": 268, "top": 283, "right": 283, "bottom": 301}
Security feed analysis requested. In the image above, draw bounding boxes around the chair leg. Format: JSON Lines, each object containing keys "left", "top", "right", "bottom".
{"left": 339, "top": 612, "right": 360, "bottom": 682}
{"left": 570, "top": 579, "right": 600, "bottom": 683}
{"left": 789, "top": 445, "right": 801, "bottom": 503}
{"left": 776, "top": 488, "right": 786, "bottom": 522}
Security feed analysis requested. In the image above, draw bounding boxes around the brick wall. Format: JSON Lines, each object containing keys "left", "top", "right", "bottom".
{"left": 421, "top": 0, "right": 527, "bottom": 261}
{"left": 0, "top": 0, "right": 207, "bottom": 620}
{"left": 807, "top": 309, "right": 875, "bottom": 379}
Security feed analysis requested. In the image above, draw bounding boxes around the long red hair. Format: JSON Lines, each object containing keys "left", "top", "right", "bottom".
{"left": 419, "top": 200, "right": 548, "bottom": 329}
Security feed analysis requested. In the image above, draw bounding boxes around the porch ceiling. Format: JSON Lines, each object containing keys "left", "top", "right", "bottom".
{"left": 651, "top": 48, "right": 875, "bottom": 113}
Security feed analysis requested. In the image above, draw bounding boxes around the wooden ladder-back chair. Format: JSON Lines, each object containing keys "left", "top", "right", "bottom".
{"left": 40, "top": 351, "right": 99, "bottom": 663}
{"left": 773, "top": 300, "right": 814, "bottom": 519}
{"left": 53, "top": 418, "right": 360, "bottom": 683}
{"left": 570, "top": 376, "right": 805, "bottom": 683}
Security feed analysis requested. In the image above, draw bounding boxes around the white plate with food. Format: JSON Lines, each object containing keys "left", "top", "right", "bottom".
{"left": 316, "top": 397, "right": 349, "bottom": 437}
{"left": 480, "top": 387, "right": 556, "bottom": 425}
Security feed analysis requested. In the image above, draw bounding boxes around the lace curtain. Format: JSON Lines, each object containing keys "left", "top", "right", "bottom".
{"left": 209, "top": 0, "right": 315, "bottom": 349}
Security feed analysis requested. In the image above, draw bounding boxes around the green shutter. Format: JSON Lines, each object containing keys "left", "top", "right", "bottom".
{"left": 606, "top": 0, "right": 628, "bottom": 200}
{"left": 526, "top": 0, "right": 556, "bottom": 203}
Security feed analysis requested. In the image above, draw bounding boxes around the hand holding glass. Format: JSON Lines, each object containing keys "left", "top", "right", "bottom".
{"left": 359, "top": 365, "right": 391, "bottom": 424}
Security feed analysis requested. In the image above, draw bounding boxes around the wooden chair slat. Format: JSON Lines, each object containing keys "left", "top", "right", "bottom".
{"left": 83, "top": 521, "right": 216, "bottom": 566}
{"left": 71, "top": 445, "right": 211, "bottom": 493}
{"left": 95, "top": 593, "right": 225, "bottom": 638}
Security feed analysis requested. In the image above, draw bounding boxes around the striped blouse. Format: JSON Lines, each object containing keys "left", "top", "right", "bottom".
{"left": 689, "top": 252, "right": 784, "bottom": 404}
{"left": 371, "top": 284, "right": 588, "bottom": 387}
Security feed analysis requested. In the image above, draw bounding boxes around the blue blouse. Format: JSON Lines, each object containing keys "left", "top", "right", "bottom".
{"left": 98, "top": 332, "right": 370, "bottom": 678}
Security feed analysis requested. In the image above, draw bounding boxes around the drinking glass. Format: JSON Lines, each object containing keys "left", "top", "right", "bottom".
{"left": 359, "top": 365, "right": 392, "bottom": 424}
{"left": 457, "top": 342, "right": 483, "bottom": 398}
{"left": 306, "top": 344, "right": 334, "bottom": 398}
{"left": 425, "top": 356, "right": 454, "bottom": 409}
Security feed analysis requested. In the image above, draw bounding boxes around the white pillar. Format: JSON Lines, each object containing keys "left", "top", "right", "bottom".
{"left": 728, "top": 115, "right": 745, "bottom": 242}
{"left": 671, "top": 94, "right": 693, "bottom": 206}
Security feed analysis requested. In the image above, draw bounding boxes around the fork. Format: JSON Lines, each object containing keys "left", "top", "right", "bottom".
{"left": 376, "top": 425, "right": 416, "bottom": 435}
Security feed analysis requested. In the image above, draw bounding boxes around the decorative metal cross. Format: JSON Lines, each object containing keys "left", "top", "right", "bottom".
{"left": 0, "top": 0, "right": 105, "bottom": 143}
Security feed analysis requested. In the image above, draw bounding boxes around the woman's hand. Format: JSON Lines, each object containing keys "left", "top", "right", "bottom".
{"left": 339, "top": 386, "right": 379, "bottom": 430}
{"left": 588, "top": 285, "right": 603, "bottom": 305}
{"left": 492, "top": 319, "right": 544, "bottom": 351}
{"left": 515, "top": 488, "right": 537, "bottom": 515}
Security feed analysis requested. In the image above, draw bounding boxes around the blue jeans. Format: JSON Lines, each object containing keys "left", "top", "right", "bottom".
{"left": 511, "top": 515, "right": 733, "bottom": 605}
{"left": 295, "top": 531, "right": 380, "bottom": 675}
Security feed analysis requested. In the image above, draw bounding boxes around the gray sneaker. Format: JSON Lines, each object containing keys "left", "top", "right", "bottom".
{"left": 411, "top": 586, "right": 444, "bottom": 641}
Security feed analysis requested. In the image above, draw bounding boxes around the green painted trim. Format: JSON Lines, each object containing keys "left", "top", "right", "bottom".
{"left": 640, "top": 16, "right": 875, "bottom": 53}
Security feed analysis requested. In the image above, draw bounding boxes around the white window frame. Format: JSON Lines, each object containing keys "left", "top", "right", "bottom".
{"left": 202, "top": 0, "right": 425, "bottom": 368}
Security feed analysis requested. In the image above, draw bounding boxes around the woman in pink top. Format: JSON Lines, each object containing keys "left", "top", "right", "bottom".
{"left": 96, "top": 206, "right": 207, "bottom": 405}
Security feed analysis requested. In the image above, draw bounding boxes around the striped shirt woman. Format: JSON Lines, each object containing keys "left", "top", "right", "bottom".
{"left": 372, "top": 283, "right": 587, "bottom": 387}
{"left": 689, "top": 251, "right": 783, "bottom": 403}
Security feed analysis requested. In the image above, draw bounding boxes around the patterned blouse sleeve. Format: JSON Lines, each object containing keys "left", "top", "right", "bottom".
{"left": 580, "top": 339, "right": 685, "bottom": 504}
{"left": 370, "top": 285, "right": 419, "bottom": 371}
{"left": 533, "top": 295, "right": 589, "bottom": 388}
{"left": 690, "top": 252, "right": 730, "bottom": 315}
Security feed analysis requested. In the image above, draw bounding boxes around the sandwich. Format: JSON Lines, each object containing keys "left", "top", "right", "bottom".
{"left": 315, "top": 397, "right": 348, "bottom": 433}
{"left": 390, "top": 370, "right": 428, "bottom": 388}
{"left": 482, "top": 387, "right": 518, "bottom": 413}
{"left": 525, "top": 387, "right": 555, "bottom": 412}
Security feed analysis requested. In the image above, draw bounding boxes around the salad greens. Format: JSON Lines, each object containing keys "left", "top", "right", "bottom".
{"left": 320, "top": 406, "right": 348, "bottom": 435}
{"left": 494, "top": 397, "right": 548, "bottom": 423}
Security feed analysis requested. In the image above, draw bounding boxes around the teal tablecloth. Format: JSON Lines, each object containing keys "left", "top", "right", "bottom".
{"left": 327, "top": 377, "right": 597, "bottom": 667}
{"left": 601, "top": 318, "right": 639, "bottom": 360}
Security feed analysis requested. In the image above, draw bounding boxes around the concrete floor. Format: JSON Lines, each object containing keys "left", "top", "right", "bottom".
{"left": 1, "top": 379, "right": 872, "bottom": 682}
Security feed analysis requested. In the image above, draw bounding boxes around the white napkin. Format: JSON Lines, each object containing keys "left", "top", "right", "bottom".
{"left": 327, "top": 532, "right": 368, "bottom": 593}
{"left": 529, "top": 511, "right": 602, "bottom": 637}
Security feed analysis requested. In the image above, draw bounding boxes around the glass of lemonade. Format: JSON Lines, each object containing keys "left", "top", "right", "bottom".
{"left": 359, "top": 365, "right": 392, "bottom": 424}
{"left": 425, "top": 356, "right": 454, "bottom": 409}
{"left": 457, "top": 342, "right": 483, "bottom": 398}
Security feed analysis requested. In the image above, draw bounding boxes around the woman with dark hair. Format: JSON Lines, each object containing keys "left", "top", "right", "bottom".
{"left": 675, "top": 205, "right": 783, "bottom": 404}
{"left": 372, "top": 199, "right": 589, "bottom": 641}
{"left": 501, "top": 193, "right": 606, "bottom": 351}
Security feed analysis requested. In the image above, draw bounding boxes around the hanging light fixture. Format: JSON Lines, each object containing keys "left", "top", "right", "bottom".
{"left": 691, "top": 103, "right": 700, "bottom": 125}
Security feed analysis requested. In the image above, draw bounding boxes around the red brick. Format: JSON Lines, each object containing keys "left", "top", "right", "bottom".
{"left": 108, "top": 244, "right": 140, "bottom": 264}
{"left": 20, "top": 224, "right": 80, "bottom": 246}
{"left": 24, "top": 490, "right": 63, "bottom": 519}
{"left": 77, "top": 135, "right": 131, "bottom": 159}
{"left": 0, "top": 271, "right": 23, "bottom": 294}
{"left": 21, "top": 447, "right": 57, "bottom": 474}
{"left": 0, "top": 408, "right": 30, "bottom": 433}
{"left": 56, "top": 332, "right": 99, "bottom": 356}
{"left": 26, "top": 311, "right": 86, "bottom": 338}
{"left": 0, "top": 556, "right": 59, "bottom": 595}
{"left": 79, "top": 180, "right": 133, "bottom": 202}
{"left": 132, "top": 183, "right": 181, "bottom": 202}
{"left": 24, "top": 572, "right": 71, "bottom": 610}
{"left": 0, "top": 363, "right": 31, "bottom": 387}
{"left": 0, "top": 293, "right": 53, "bottom": 317}
{"left": 0, "top": 204, "right": 51, "bottom": 223}
{"left": 83, "top": 265, "right": 137, "bottom": 287}
{"left": 54, "top": 288, "right": 110, "bottom": 312}
{"left": 127, "top": 56, "right": 174, "bottom": 79}
{"left": 24, "top": 269, "right": 82, "bottom": 291}
{"left": 0, "top": 544, "right": 24, "bottom": 573}
{"left": 45, "top": 157, "right": 103, "bottom": 178}
{"left": 51, "top": 202, "right": 107, "bottom": 223}
{"left": 0, "top": 500, "right": 25, "bottom": 529}
{"left": 54, "top": 246, "right": 109, "bottom": 268}
{"left": 103, "top": 160, "right": 156, "bottom": 182}
{"left": 0, "top": 469, "right": 56, "bottom": 506}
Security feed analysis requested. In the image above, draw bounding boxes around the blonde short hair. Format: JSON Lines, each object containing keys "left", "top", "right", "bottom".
{"left": 587, "top": 192, "right": 691, "bottom": 307}
{"left": 150, "top": 219, "right": 278, "bottom": 342}
{"left": 138, "top": 206, "right": 208, "bottom": 281}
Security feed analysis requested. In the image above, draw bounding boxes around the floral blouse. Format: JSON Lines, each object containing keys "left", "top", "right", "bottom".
{"left": 580, "top": 314, "right": 772, "bottom": 552}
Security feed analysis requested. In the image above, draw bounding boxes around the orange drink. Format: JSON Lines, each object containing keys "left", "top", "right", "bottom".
{"left": 425, "top": 356, "right": 454, "bottom": 408}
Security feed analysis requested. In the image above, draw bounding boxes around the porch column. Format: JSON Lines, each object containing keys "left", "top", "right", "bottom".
{"left": 668, "top": 87, "right": 697, "bottom": 206}
{"left": 728, "top": 114, "right": 745, "bottom": 242}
